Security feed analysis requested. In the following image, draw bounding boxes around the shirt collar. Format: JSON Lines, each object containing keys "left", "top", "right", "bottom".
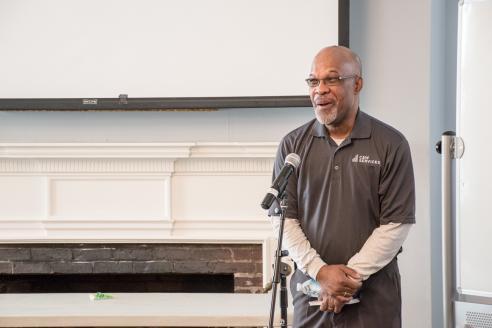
{"left": 310, "top": 109, "right": 372, "bottom": 139}
{"left": 349, "top": 110, "right": 372, "bottom": 139}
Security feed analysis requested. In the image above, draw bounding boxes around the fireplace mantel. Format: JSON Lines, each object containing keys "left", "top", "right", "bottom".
{"left": 0, "top": 142, "right": 277, "bottom": 243}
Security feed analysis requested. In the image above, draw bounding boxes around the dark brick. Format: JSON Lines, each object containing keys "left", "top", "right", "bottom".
{"left": 227, "top": 244, "right": 262, "bottom": 262}
{"left": 93, "top": 261, "right": 133, "bottom": 273}
{"left": 133, "top": 261, "right": 173, "bottom": 273}
{"left": 153, "top": 246, "right": 195, "bottom": 261}
{"left": 255, "top": 262, "right": 264, "bottom": 273}
{"left": 189, "top": 247, "right": 232, "bottom": 261}
{"left": 113, "top": 247, "right": 153, "bottom": 260}
{"left": 251, "top": 245, "right": 262, "bottom": 261}
{"left": 231, "top": 247, "right": 254, "bottom": 262}
{"left": 0, "top": 262, "right": 12, "bottom": 273}
{"left": 0, "top": 248, "right": 30, "bottom": 261}
{"left": 2, "top": 244, "right": 265, "bottom": 295}
{"left": 153, "top": 244, "right": 233, "bottom": 262}
{"left": 173, "top": 261, "right": 215, "bottom": 273}
{"left": 51, "top": 262, "right": 93, "bottom": 274}
{"left": 31, "top": 248, "right": 71, "bottom": 261}
{"left": 13, "top": 262, "right": 52, "bottom": 274}
{"left": 73, "top": 248, "right": 112, "bottom": 261}
{"left": 213, "top": 261, "right": 256, "bottom": 274}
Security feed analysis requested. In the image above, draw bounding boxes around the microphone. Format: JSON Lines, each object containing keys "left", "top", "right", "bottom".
{"left": 261, "top": 153, "right": 301, "bottom": 210}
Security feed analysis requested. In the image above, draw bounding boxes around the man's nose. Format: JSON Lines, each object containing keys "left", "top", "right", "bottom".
{"left": 315, "top": 81, "right": 331, "bottom": 94}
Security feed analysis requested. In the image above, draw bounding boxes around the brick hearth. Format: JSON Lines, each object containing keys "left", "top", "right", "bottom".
{"left": 0, "top": 243, "right": 263, "bottom": 293}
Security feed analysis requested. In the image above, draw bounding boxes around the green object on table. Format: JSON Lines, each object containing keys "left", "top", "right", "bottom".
{"left": 90, "top": 292, "right": 113, "bottom": 300}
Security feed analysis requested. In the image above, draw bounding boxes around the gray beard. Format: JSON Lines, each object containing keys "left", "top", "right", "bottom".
{"left": 314, "top": 109, "right": 336, "bottom": 126}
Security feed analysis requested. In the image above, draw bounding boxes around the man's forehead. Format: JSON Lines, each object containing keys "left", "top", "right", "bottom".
{"left": 311, "top": 47, "right": 361, "bottom": 75}
{"left": 308, "top": 68, "right": 340, "bottom": 77}
{"left": 310, "top": 59, "right": 352, "bottom": 76}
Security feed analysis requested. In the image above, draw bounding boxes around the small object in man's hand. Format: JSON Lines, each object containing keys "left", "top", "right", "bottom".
{"left": 308, "top": 298, "right": 360, "bottom": 307}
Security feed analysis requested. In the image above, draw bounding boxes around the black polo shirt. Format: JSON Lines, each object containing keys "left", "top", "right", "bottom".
{"left": 269, "top": 110, "right": 415, "bottom": 265}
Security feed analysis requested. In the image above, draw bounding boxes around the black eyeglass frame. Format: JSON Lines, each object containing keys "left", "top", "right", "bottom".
{"left": 305, "top": 74, "right": 359, "bottom": 88}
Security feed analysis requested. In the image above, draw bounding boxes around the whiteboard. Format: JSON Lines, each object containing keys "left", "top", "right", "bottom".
{"left": 0, "top": 0, "right": 339, "bottom": 99}
{"left": 456, "top": 0, "right": 492, "bottom": 298}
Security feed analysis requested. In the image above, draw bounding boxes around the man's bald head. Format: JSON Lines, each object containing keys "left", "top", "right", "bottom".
{"left": 308, "top": 45, "right": 363, "bottom": 134}
{"left": 312, "top": 46, "right": 362, "bottom": 77}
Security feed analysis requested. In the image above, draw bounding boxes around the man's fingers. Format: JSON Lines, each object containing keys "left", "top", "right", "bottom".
{"left": 332, "top": 297, "right": 345, "bottom": 313}
{"left": 334, "top": 266, "right": 362, "bottom": 291}
{"left": 319, "top": 295, "right": 330, "bottom": 312}
{"left": 335, "top": 294, "right": 352, "bottom": 303}
{"left": 320, "top": 294, "right": 338, "bottom": 313}
{"left": 334, "top": 302, "right": 344, "bottom": 313}
{"left": 343, "top": 279, "right": 362, "bottom": 291}
{"left": 340, "top": 275, "right": 362, "bottom": 290}
{"left": 331, "top": 280, "right": 360, "bottom": 295}
{"left": 340, "top": 265, "right": 361, "bottom": 281}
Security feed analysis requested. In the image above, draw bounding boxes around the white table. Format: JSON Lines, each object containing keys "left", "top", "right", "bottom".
{"left": 0, "top": 293, "right": 293, "bottom": 327}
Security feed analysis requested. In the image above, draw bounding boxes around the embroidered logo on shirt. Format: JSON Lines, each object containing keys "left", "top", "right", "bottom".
{"left": 352, "top": 154, "right": 381, "bottom": 165}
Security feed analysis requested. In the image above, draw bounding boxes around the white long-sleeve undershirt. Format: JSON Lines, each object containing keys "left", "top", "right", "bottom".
{"left": 270, "top": 217, "right": 412, "bottom": 280}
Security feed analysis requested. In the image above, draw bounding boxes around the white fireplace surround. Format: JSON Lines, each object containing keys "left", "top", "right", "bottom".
{"left": 0, "top": 142, "right": 279, "bottom": 279}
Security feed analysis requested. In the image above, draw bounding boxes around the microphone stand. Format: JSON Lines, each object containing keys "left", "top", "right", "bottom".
{"left": 268, "top": 194, "right": 290, "bottom": 328}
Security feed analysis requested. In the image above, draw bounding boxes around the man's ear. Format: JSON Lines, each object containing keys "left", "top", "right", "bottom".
{"left": 354, "top": 77, "right": 363, "bottom": 94}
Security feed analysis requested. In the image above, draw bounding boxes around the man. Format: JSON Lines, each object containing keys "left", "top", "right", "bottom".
{"left": 269, "top": 46, "right": 415, "bottom": 327}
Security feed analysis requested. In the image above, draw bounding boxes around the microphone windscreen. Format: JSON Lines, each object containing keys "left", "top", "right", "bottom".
{"left": 285, "top": 153, "right": 301, "bottom": 168}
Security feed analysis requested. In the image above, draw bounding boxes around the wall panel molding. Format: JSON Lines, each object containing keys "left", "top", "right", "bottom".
{"left": 0, "top": 142, "right": 277, "bottom": 244}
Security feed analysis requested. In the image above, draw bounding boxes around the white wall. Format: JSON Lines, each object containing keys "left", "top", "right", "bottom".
{"left": 0, "top": 108, "right": 313, "bottom": 142}
{"left": 350, "top": 1, "right": 432, "bottom": 327}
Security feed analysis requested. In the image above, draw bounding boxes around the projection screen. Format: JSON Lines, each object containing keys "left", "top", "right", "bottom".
{"left": 0, "top": 0, "right": 347, "bottom": 110}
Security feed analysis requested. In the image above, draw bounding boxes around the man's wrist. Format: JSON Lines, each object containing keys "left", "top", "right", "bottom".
{"left": 346, "top": 263, "right": 368, "bottom": 281}
{"left": 307, "top": 257, "right": 326, "bottom": 280}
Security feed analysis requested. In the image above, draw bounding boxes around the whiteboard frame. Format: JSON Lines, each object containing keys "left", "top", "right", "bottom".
{"left": 455, "top": 0, "right": 492, "bottom": 303}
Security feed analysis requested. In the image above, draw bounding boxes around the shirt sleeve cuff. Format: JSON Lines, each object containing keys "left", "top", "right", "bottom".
{"left": 306, "top": 257, "right": 326, "bottom": 280}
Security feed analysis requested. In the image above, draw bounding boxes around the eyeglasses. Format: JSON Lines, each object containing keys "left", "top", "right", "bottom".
{"left": 305, "top": 74, "right": 358, "bottom": 88}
